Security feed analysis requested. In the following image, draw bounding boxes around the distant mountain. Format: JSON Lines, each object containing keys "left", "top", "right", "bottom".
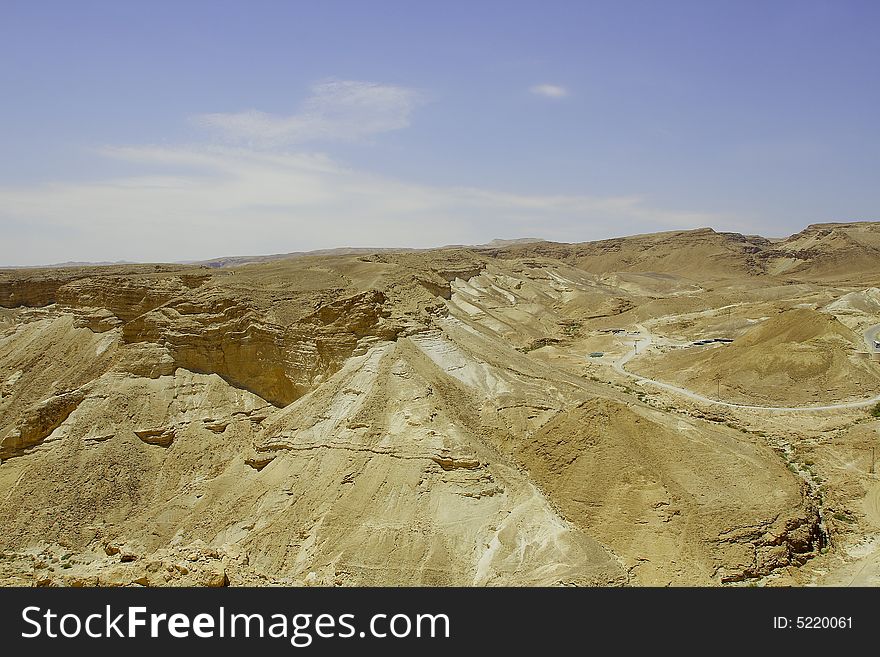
{"left": 483, "top": 227, "right": 771, "bottom": 278}
{"left": 192, "top": 238, "right": 545, "bottom": 268}
{"left": 759, "top": 221, "right": 880, "bottom": 279}
{"left": 7, "top": 260, "right": 137, "bottom": 269}
{"left": 477, "top": 237, "right": 544, "bottom": 248}
{"left": 6, "top": 222, "right": 880, "bottom": 280}
{"left": 191, "top": 247, "right": 418, "bottom": 269}
{"left": 483, "top": 222, "right": 880, "bottom": 281}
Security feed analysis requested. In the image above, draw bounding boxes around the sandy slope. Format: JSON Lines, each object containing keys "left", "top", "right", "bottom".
{"left": 630, "top": 309, "right": 880, "bottom": 405}
{"left": 3, "top": 222, "right": 880, "bottom": 586}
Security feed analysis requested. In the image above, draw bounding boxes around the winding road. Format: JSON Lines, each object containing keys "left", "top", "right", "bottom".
{"left": 608, "top": 323, "right": 880, "bottom": 413}
{"left": 864, "top": 324, "right": 880, "bottom": 353}
{"left": 604, "top": 321, "right": 880, "bottom": 587}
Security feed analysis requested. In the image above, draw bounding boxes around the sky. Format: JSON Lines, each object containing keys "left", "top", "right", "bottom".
{"left": 1, "top": 0, "right": 879, "bottom": 265}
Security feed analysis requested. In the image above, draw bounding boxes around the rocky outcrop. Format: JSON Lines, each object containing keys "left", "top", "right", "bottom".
{"left": 7, "top": 542, "right": 230, "bottom": 587}
{"left": 0, "top": 267, "right": 205, "bottom": 310}
{"left": 713, "top": 490, "right": 825, "bottom": 582}
{"left": 56, "top": 276, "right": 190, "bottom": 322}
{"left": 68, "top": 307, "right": 123, "bottom": 332}
{"left": 133, "top": 426, "right": 176, "bottom": 447}
{"left": 4, "top": 268, "right": 406, "bottom": 408}
{"left": 0, "top": 388, "right": 86, "bottom": 459}
{"left": 122, "top": 290, "right": 399, "bottom": 406}
{"left": 0, "top": 275, "right": 69, "bottom": 307}
{"left": 123, "top": 295, "right": 298, "bottom": 406}
{"left": 510, "top": 397, "right": 823, "bottom": 584}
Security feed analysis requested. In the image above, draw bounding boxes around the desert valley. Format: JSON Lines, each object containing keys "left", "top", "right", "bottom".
{"left": 2, "top": 221, "right": 880, "bottom": 587}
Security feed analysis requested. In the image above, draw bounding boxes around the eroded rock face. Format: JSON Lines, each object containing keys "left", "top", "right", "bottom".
{"left": 122, "top": 289, "right": 399, "bottom": 406}
{"left": 122, "top": 294, "right": 299, "bottom": 405}
{"left": 0, "top": 389, "right": 86, "bottom": 459}
{"left": 57, "top": 276, "right": 191, "bottom": 322}
{"left": 514, "top": 398, "right": 823, "bottom": 583}
{"left": 0, "top": 277, "right": 67, "bottom": 307}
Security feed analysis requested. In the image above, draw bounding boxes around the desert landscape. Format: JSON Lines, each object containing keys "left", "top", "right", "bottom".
{"left": 1, "top": 221, "right": 879, "bottom": 587}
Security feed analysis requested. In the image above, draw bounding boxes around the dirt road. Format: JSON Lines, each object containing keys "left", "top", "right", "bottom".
{"left": 611, "top": 326, "right": 880, "bottom": 412}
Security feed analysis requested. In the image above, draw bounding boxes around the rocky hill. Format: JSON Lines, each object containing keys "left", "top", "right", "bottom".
{"left": 3, "top": 222, "right": 879, "bottom": 586}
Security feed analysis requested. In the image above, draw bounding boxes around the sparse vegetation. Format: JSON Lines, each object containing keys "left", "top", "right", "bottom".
{"left": 518, "top": 337, "right": 561, "bottom": 353}
{"left": 560, "top": 321, "right": 582, "bottom": 337}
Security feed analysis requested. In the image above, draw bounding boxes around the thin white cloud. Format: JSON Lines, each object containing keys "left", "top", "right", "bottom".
{"left": 193, "top": 79, "right": 422, "bottom": 147}
{"left": 530, "top": 84, "right": 568, "bottom": 98}
{"left": 0, "top": 146, "right": 734, "bottom": 266}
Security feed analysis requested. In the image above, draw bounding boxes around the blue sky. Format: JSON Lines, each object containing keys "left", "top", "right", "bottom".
{"left": 1, "top": 0, "right": 878, "bottom": 265}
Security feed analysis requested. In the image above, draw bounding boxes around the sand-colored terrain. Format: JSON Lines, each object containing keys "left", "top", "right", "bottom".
{"left": 632, "top": 308, "right": 880, "bottom": 405}
{"left": 2, "top": 222, "right": 880, "bottom": 586}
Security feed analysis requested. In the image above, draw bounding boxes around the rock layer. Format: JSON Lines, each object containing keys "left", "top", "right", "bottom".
{"left": 3, "top": 224, "right": 869, "bottom": 586}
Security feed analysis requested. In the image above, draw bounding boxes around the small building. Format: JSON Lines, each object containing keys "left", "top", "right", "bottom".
{"left": 589, "top": 352, "right": 604, "bottom": 358}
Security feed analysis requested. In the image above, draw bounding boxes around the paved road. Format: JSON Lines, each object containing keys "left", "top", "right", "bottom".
{"left": 864, "top": 324, "right": 880, "bottom": 352}
{"left": 610, "top": 324, "right": 880, "bottom": 413}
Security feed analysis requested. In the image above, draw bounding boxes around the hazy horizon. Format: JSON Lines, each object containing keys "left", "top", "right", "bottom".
{"left": 3, "top": 221, "right": 855, "bottom": 269}
{"left": 2, "top": 0, "right": 879, "bottom": 266}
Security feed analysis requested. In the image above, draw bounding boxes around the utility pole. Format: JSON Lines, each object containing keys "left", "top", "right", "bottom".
{"left": 871, "top": 446, "right": 876, "bottom": 475}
